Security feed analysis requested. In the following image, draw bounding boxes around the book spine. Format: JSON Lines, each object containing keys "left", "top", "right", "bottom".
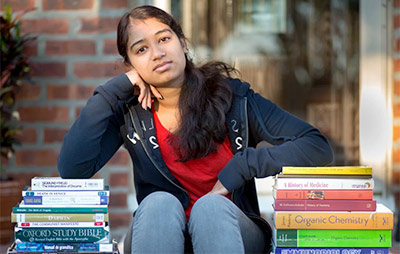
{"left": 11, "top": 213, "right": 108, "bottom": 223}
{"left": 274, "top": 178, "right": 374, "bottom": 190}
{"left": 23, "top": 196, "right": 109, "bottom": 205}
{"left": 274, "top": 199, "right": 376, "bottom": 211}
{"left": 31, "top": 178, "right": 104, "bottom": 191}
{"left": 14, "top": 226, "right": 110, "bottom": 243}
{"left": 13, "top": 206, "right": 108, "bottom": 213}
{"left": 22, "top": 189, "right": 110, "bottom": 197}
{"left": 274, "top": 247, "right": 389, "bottom": 254}
{"left": 17, "top": 222, "right": 106, "bottom": 228}
{"left": 273, "top": 189, "right": 374, "bottom": 200}
{"left": 16, "top": 242, "right": 113, "bottom": 252}
{"left": 274, "top": 229, "right": 391, "bottom": 247}
{"left": 282, "top": 166, "right": 372, "bottom": 175}
{"left": 274, "top": 210, "right": 393, "bottom": 229}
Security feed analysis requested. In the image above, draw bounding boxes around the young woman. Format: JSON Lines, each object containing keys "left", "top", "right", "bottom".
{"left": 58, "top": 5, "right": 333, "bottom": 253}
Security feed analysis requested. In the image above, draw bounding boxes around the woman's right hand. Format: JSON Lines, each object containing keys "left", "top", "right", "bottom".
{"left": 125, "top": 68, "right": 162, "bottom": 110}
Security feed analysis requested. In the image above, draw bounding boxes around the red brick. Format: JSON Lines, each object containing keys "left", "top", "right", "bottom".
{"left": 393, "top": 149, "right": 400, "bottom": 163}
{"left": 42, "top": 0, "right": 94, "bottom": 10}
{"left": 31, "top": 62, "right": 66, "bottom": 77}
{"left": 109, "top": 212, "right": 132, "bottom": 229}
{"left": 395, "top": 59, "right": 400, "bottom": 73}
{"left": 394, "top": 126, "right": 400, "bottom": 141}
{"left": 46, "top": 40, "right": 96, "bottom": 55}
{"left": 23, "top": 38, "right": 38, "bottom": 57}
{"left": 1, "top": 157, "right": 9, "bottom": 168}
{"left": 103, "top": 39, "right": 118, "bottom": 55}
{"left": 47, "top": 84, "right": 95, "bottom": 100}
{"left": 395, "top": 15, "right": 400, "bottom": 29}
{"left": 44, "top": 128, "right": 68, "bottom": 143}
{"left": 107, "top": 150, "right": 130, "bottom": 166}
{"left": 15, "top": 83, "right": 41, "bottom": 101}
{"left": 109, "top": 192, "right": 127, "bottom": 208}
{"left": 109, "top": 172, "right": 129, "bottom": 187}
{"left": 74, "top": 62, "right": 124, "bottom": 78}
{"left": 395, "top": 81, "right": 400, "bottom": 96}
{"left": 17, "top": 128, "right": 37, "bottom": 144}
{"left": 101, "top": 0, "right": 127, "bottom": 9}
{"left": 15, "top": 149, "right": 59, "bottom": 166}
{"left": 393, "top": 170, "right": 400, "bottom": 184}
{"left": 79, "top": 17, "right": 120, "bottom": 34}
{"left": 395, "top": 38, "right": 400, "bottom": 53}
{"left": 395, "top": 0, "right": 400, "bottom": 8}
{"left": 0, "top": 0, "right": 35, "bottom": 11}
{"left": 21, "top": 19, "right": 69, "bottom": 34}
{"left": 394, "top": 103, "right": 400, "bottom": 118}
{"left": 18, "top": 106, "right": 69, "bottom": 123}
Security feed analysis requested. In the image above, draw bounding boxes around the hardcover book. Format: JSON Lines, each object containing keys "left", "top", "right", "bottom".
{"left": 282, "top": 166, "right": 372, "bottom": 175}
{"left": 273, "top": 189, "right": 373, "bottom": 200}
{"left": 273, "top": 199, "right": 376, "bottom": 211}
{"left": 18, "top": 201, "right": 108, "bottom": 210}
{"left": 23, "top": 195, "right": 109, "bottom": 205}
{"left": 31, "top": 177, "right": 104, "bottom": 191}
{"left": 17, "top": 222, "right": 107, "bottom": 228}
{"left": 22, "top": 186, "right": 110, "bottom": 197}
{"left": 274, "top": 229, "right": 391, "bottom": 247}
{"left": 274, "top": 203, "right": 393, "bottom": 229}
{"left": 11, "top": 213, "right": 108, "bottom": 223}
{"left": 14, "top": 226, "right": 110, "bottom": 243}
{"left": 274, "top": 247, "right": 389, "bottom": 254}
{"left": 15, "top": 242, "right": 114, "bottom": 253}
{"left": 273, "top": 177, "right": 374, "bottom": 190}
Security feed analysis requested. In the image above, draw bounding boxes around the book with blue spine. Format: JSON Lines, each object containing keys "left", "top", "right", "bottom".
{"left": 274, "top": 247, "right": 389, "bottom": 254}
{"left": 13, "top": 201, "right": 108, "bottom": 213}
{"left": 16, "top": 242, "right": 113, "bottom": 252}
{"left": 23, "top": 195, "right": 109, "bottom": 205}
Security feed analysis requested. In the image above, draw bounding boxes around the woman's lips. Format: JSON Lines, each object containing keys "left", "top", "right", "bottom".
{"left": 153, "top": 61, "right": 172, "bottom": 72}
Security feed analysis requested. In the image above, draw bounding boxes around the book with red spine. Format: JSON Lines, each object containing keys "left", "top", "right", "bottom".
{"left": 273, "top": 189, "right": 374, "bottom": 200}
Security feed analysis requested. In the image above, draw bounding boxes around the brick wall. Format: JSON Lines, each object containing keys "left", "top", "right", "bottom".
{"left": 1, "top": 0, "right": 135, "bottom": 241}
{"left": 393, "top": 0, "right": 400, "bottom": 208}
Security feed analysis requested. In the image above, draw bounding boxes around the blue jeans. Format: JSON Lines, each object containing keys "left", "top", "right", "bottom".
{"left": 130, "top": 191, "right": 266, "bottom": 253}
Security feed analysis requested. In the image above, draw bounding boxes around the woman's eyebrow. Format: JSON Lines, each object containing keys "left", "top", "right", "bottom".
{"left": 130, "top": 29, "right": 172, "bottom": 51}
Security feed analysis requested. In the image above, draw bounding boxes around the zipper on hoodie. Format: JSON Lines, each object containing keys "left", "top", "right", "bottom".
{"left": 126, "top": 105, "right": 189, "bottom": 200}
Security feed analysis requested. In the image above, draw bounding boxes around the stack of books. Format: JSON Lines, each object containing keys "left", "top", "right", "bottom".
{"left": 272, "top": 166, "right": 394, "bottom": 254}
{"left": 7, "top": 177, "right": 119, "bottom": 254}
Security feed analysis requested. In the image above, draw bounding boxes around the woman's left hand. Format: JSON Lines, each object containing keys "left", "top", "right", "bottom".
{"left": 209, "top": 180, "right": 229, "bottom": 195}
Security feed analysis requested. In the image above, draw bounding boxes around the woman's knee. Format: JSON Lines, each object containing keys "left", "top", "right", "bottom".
{"left": 190, "top": 194, "right": 233, "bottom": 222}
{"left": 135, "top": 191, "right": 185, "bottom": 221}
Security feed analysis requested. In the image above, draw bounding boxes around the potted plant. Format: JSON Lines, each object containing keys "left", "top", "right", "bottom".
{"left": 0, "top": 5, "right": 34, "bottom": 244}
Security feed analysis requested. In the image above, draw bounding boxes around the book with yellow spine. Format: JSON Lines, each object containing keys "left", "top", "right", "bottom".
{"left": 282, "top": 166, "right": 372, "bottom": 175}
{"left": 274, "top": 203, "right": 393, "bottom": 229}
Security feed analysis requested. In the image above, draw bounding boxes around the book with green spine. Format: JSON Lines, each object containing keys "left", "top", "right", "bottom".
{"left": 12, "top": 202, "right": 108, "bottom": 213}
{"left": 274, "top": 229, "right": 391, "bottom": 247}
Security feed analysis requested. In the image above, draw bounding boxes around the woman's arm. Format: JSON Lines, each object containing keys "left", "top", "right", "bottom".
{"left": 218, "top": 89, "right": 334, "bottom": 192}
{"left": 58, "top": 74, "right": 135, "bottom": 178}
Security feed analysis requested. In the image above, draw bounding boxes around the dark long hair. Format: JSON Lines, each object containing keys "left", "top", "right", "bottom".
{"left": 117, "top": 5, "right": 235, "bottom": 161}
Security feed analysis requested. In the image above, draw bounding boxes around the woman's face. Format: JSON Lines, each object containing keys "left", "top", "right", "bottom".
{"left": 126, "top": 18, "right": 187, "bottom": 87}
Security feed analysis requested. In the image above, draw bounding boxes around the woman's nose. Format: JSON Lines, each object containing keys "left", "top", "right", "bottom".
{"left": 153, "top": 46, "right": 166, "bottom": 60}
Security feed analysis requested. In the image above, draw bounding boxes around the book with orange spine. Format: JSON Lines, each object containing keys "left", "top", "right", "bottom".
{"left": 273, "top": 189, "right": 374, "bottom": 200}
{"left": 274, "top": 203, "right": 393, "bottom": 229}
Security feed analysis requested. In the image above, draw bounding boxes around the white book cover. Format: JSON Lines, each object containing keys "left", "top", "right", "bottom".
{"left": 17, "top": 221, "right": 106, "bottom": 228}
{"left": 274, "top": 177, "right": 374, "bottom": 189}
{"left": 18, "top": 200, "right": 108, "bottom": 208}
{"left": 31, "top": 177, "right": 104, "bottom": 190}
{"left": 22, "top": 186, "right": 110, "bottom": 197}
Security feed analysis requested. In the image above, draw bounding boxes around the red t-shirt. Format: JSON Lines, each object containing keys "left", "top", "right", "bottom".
{"left": 153, "top": 109, "right": 233, "bottom": 219}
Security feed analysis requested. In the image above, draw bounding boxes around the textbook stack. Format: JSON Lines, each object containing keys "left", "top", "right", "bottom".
{"left": 7, "top": 177, "right": 119, "bottom": 254}
{"left": 272, "top": 166, "right": 394, "bottom": 254}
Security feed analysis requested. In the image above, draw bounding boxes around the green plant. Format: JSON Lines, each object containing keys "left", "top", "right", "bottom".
{"left": 0, "top": 5, "right": 34, "bottom": 171}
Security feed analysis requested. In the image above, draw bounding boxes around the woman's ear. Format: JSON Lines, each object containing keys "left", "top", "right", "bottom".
{"left": 180, "top": 39, "right": 188, "bottom": 53}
